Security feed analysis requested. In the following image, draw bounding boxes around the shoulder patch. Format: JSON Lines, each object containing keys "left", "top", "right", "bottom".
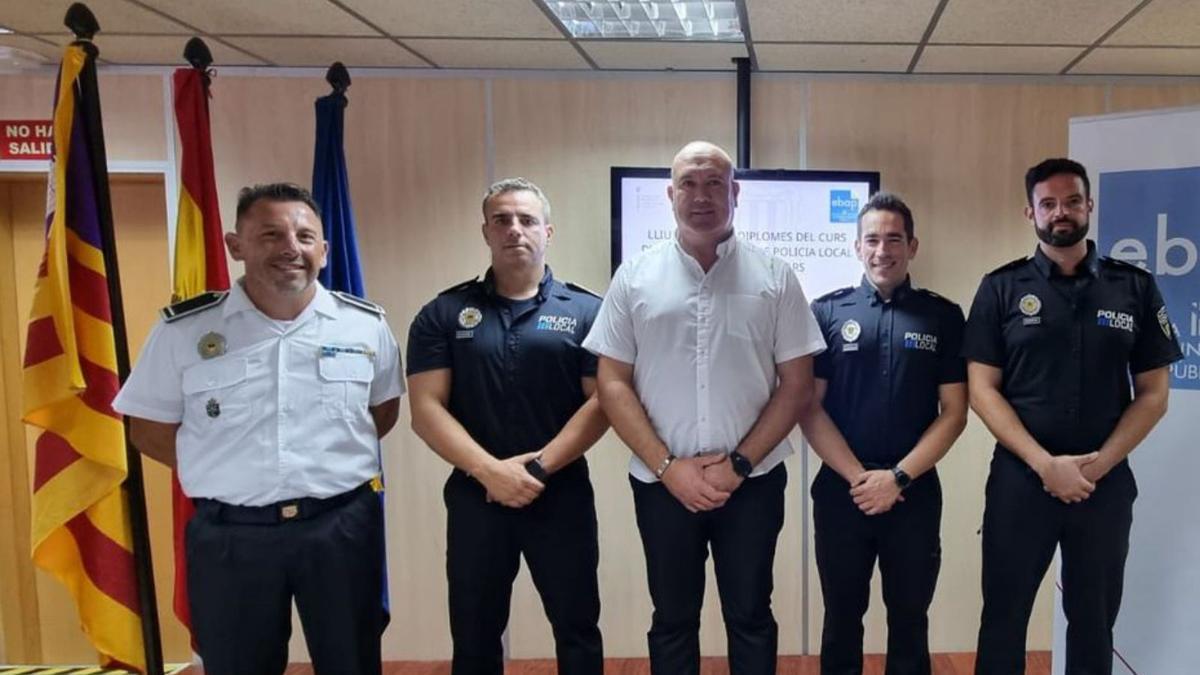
{"left": 814, "top": 286, "right": 855, "bottom": 303}
{"left": 564, "top": 281, "right": 602, "bottom": 299}
{"left": 161, "top": 291, "right": 228, "bottom": 322}
{"left": 1100, "top": 256, "right": 1152, "bottom": 276}
{"left": 331, "top": 290, "right": 385, "bottom": 316}
{"left": 437, "top": 277, "right": 480, "bottom": 296}
{"left": 987, "top": 257, "right": 1029, "bottom": 276}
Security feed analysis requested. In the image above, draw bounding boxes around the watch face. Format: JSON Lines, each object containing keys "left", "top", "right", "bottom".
{"left": 731, "top": 452, "right": 753, "bottom": 477}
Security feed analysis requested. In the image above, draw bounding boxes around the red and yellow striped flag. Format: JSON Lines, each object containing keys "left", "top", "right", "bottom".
{"left": 168, "top": 64, "right": 229, "bottom": 637}
{"left": 22, "top": 44, "right": 144, "bottom": 672}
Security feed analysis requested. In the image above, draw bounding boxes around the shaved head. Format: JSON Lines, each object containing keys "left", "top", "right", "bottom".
{"left": 671, "top": 141, "right": 735, "bottom": 182}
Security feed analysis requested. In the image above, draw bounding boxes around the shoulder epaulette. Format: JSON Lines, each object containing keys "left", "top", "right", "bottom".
{"left": 1100, "top": 256, "right": 1152, "bottom": 276}
{"left": 814, "top": 286, "right": 855, "bottom": 303}
{"left": 987, "top": 257, "right": 1029, "bottom": 275}
{"left": 564, "top": 281, "right": 602, "bottom": 299}
{"left": 914, "top": 287, "right": 957, "bottom": 306}
{"left": 437, "top": 277, "right": 480, "bottom": 296}
{"left": 331, "top": 290, "right": 385, "bottom": 316}
{"left": 160, "top": 291, "right": 228, "bottom": 322}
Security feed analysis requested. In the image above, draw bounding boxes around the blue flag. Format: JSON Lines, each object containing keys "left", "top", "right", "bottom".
{"left": 313, "top": 91, "right": 365, "bottom": 296}
{"left": 312, "top": 89, "right": 390, "bottom": 626}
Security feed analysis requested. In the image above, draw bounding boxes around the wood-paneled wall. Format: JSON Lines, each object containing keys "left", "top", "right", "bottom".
{"left": 1, "top": 67, "right": 1198, "bottom": 664}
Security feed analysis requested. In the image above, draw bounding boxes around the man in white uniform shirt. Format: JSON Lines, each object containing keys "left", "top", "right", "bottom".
{"left": 113, "top": 183, "right": 403, "bottom": 675}
{"left": 584, "top": 141, "right": 825, "bottom": 674}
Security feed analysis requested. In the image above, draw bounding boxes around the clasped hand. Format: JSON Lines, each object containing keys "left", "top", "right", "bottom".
{"left": 662, "top": 453, "right": 743, "bottom": 513}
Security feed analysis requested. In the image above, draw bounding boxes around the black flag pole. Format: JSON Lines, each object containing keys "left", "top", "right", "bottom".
{"left": 65, "top": 4, "right": 165, "bottom": 674}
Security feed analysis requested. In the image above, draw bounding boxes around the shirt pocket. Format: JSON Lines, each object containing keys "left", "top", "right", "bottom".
{"left": 725, "top": 294, "right": 773, "bottom": 341}
{"left": 181, "top": 358, "right": 254, "bottom": 428}
{"left": 318, "top": 354, "right": 374, "bottom": 420}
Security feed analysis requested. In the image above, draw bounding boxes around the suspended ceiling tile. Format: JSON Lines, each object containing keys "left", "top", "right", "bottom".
{"left": 755, "top": 43, "right": 913, "bottom": 72}
{"left": 746, "top": 0, "right": 939, "bottom": 43}
{"left": 0, "top": 0, "right": 190, "bottom": 34}
{"left": 1071, "top": 47, "right": 1200, "bottom": 76}
{"left": 916, "top": 45, "right": 1080, "bottom": 74}
{"left": 404, "top": 39, "right": 587, "bottom": 70}
{"left": 145, "top": 0, "right": 376, "bottom": 36}
{"left": 0, "top": 35, "right": 61, "bottom": 63}
{"left": 931, "top": 0, "right": 1142, "bottom": 45}
{"left": 223, "top": 37, "right": 428, "bottom": 68}
{"left": 581, "top": 41, "right": 746, "bottom": 70}
{"left": 67, "top": 35, "right": 267, "bottom": 66}
{"left": 1107, "top": 0, "right": 1200, "bottom": 46}
{"left": 338, "top": 0, "right": 563, "bottom": 39}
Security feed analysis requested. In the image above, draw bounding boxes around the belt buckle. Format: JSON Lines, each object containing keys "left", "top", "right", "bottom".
{"left": 280, "top": 503, "right": 299, "bottom": 520}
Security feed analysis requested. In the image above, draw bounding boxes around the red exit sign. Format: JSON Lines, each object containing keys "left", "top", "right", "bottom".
{"left": 2, "top": 120, "right": 53, "bottom": 160}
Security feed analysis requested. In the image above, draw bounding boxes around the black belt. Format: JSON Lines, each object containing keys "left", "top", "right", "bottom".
{"left": 195, "top": 482, "right": 373, "bottom": 525}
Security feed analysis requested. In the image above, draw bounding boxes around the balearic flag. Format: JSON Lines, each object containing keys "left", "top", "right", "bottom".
{"left": 167, "top": 61, "right": 230, "bottom": 639}
{"left": 22, "top": 43, "right": 145, "bottom": 672}
{"left": 312, "top": 84, "right": 389, "bottom": 624}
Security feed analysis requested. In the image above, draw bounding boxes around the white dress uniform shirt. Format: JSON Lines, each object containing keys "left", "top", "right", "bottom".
{"left": 113, "top": 280, "right": 404, "bottom": 506}
{"left": 583, "top": 233, "right": 825, "bottom": 482}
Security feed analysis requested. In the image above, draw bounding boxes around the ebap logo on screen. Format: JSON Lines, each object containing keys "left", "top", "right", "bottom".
{"left": 830, "top": 190, "right": 858, "bottom": 223}
{"left": 1100, "top": 166, "right": 1199, "bottom": 390}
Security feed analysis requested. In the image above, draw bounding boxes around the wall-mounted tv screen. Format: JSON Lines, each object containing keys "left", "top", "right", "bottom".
{"left": 611, "top": 167, "right": 880, "bottom": 300}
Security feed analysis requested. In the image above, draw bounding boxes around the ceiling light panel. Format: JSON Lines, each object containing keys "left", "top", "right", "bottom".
{"left": 544, "top": 1, "right": 743, "bottom": 41}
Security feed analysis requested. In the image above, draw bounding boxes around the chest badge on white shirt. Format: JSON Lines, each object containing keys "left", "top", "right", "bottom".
{"left": 205, "top": 398, "right": 220, "bottom": 418}
{"left": 197, "top": 332, "right": 226, "bottom": 359}
{"left": 1019, "top": 294, "right": 1042, "bottom": 326}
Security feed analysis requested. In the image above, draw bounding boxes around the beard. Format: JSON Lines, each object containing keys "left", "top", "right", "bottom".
{"left": 1035, "top": 218, "right": 1089, "bottom": 247}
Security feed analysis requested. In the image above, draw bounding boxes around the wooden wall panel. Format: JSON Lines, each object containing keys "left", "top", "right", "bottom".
{"left": 1109, "top": 84, "right": 1200, "bottom": 113}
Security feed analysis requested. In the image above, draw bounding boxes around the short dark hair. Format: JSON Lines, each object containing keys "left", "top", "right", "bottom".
{"left": 1025, "top": 158, "right": 1090, "bottom": 206}
{"left": 235, "top": 183, "right": 322, "bottom": 227}
{"left": 857, "top": 191, "right": 914, "bottom": 239}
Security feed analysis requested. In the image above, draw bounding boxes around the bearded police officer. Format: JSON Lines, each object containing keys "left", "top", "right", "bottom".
{"left": 114, "top": 183, "right": 403, "bottom": 675}
{"left": 799, "top": 192, "right": 967, "bottom": 675}
{"left": 964, "top": 159, "right": 1182, "bottom": 674}
{"left": 407, "top": 178, "right": 608, "bottom": 675}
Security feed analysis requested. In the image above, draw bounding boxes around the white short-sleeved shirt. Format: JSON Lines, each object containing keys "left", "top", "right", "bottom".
{"left": 583, "top": 233, "right": 825, "bottom": 482}
{"left": 113, "top": 280, "right": 404, "bottom": 505}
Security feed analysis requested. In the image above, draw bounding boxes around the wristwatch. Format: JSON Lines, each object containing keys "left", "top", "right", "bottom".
{"left": 524, "top": 457, "right": 549, "bottom": 483}
{"left": 729, "top": 451, "right": 754, "bottom": 478}
{"left": 653, "top": 454, "right": 676, "bottom": 479}
{"left": 891, "top": 466, "right": 912, "bottom": 491}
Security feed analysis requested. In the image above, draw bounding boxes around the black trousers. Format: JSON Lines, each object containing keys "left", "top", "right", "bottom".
{"left": 186, "top": 485, "right": 385, "bottom": 675}
{"left": 812, "top": 464, "right": 942, "bottom": 675}
{"left": 631, "top": 464, "right": 787, "bottom": 675}
{"left": 976, "top": 451, "right": 1136, "bottom": 675}
{"left": 445, "top": 459, "right": 603, "bottom": 675}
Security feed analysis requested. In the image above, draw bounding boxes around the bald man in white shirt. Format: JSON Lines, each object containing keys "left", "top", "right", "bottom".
{"left": 584, "top": 141, "right": 825, "bottom": 675}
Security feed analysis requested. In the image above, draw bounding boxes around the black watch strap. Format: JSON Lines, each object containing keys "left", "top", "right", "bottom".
{"left": 524, "top": 457, "right": 549, "bottom": 483}
{"left": 729, "top": 451, "right": 753, "bottom": 478}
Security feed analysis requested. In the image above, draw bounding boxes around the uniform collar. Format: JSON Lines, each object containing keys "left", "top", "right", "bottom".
{"left": 858, "top": 274, "right": 913, "bottom": 306}
{"left": 1032, "top": 239, "right": 1099, "bottom": 279}
{"left": 224, "top": 278, "right": 336, "bottom": 320}
{"left": 482, "top": 265, "right": 554, "bottom": 302}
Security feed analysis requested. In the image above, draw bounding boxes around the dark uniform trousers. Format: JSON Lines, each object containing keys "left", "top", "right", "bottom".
{"left": 812, "top": 464, "right": 942, "bottom": 675}
{"left": 186, "top": 484, "right": 385, "bottom": 675}
{"left": 631, "top": 464, "right": 787, "bottom": 675}
{"left": 976, "top": 451, "right": 1136, "bottom": 675}
{"left": 445, "top": 459, "right": 603, "bottom": 675}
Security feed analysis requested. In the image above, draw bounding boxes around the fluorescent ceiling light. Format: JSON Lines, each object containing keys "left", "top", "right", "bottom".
{"left": 544, "top": 1, "right": 743, "bottom": 41}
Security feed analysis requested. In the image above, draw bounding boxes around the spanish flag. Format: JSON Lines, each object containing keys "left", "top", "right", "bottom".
{"left": 22, "top": 43, "right": 145, "bottom": 672}
{"left": 168, "top": 61, "right": 229, "bottom": 638}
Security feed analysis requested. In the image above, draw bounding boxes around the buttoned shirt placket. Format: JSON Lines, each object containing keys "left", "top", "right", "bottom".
{"left": 679, "top": 242, "right": 728, "bottom": 455}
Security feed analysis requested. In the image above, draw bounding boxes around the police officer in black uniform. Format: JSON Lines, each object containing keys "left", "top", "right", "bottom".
{"left": 800, "top": 192, "right": 968, "bottom": 675}
{"left": 407, "top": 177, "right": 608, "bottom": 675}
{"left": 964, "top": 159, "right": 1182, "bottom": 675}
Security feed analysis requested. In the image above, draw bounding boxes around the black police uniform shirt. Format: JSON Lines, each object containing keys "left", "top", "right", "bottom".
{"left": 962, "top": 241, "right": 1183, "bottom": 457}
{"left": 811, "top": 276, "right": 966, "bottom": 466}
{"left": 406, "top": 266, "right": 601, "bottom": 460}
